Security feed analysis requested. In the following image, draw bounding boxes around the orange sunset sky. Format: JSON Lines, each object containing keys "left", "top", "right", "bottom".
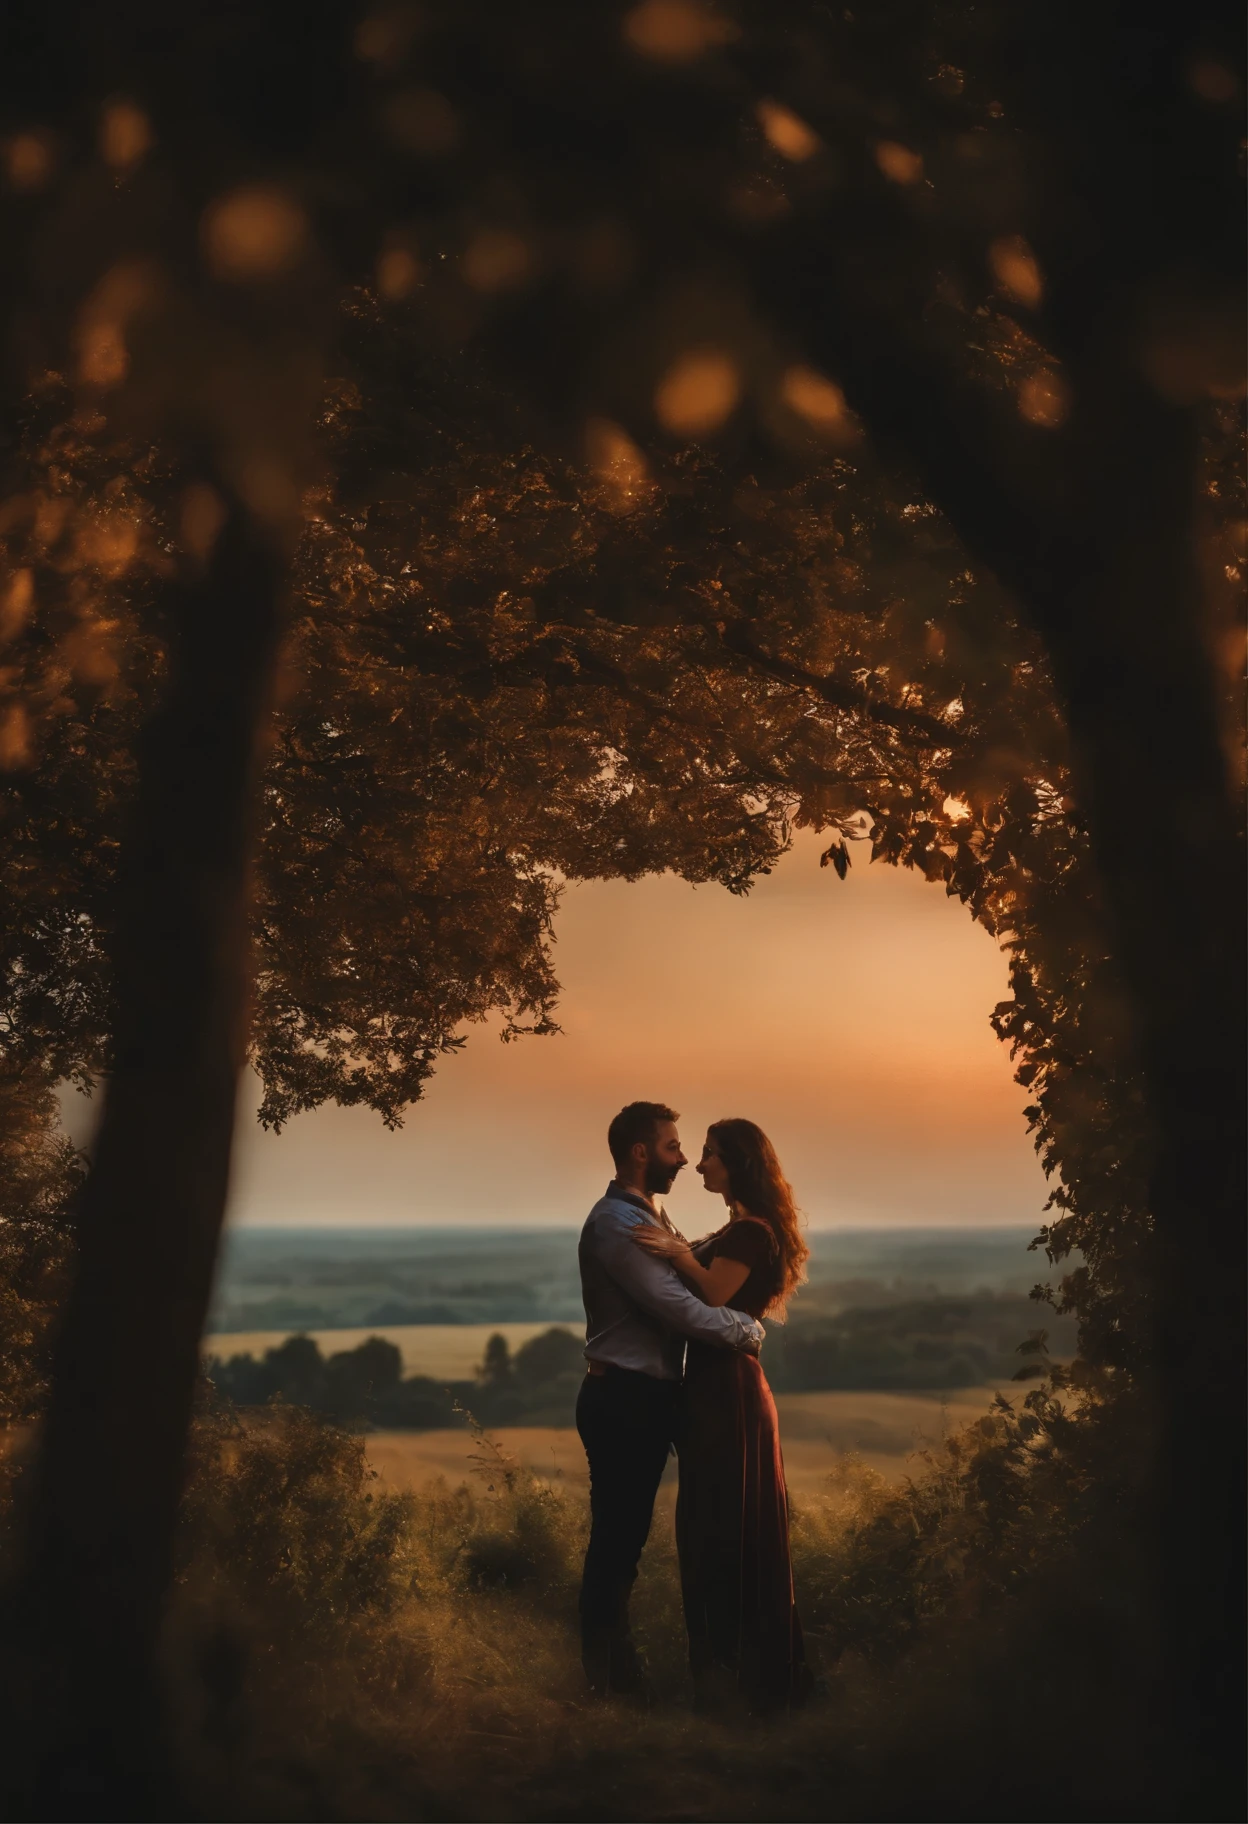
{"left": 218, "top": 830, "right": 1050, "bottom": 1232}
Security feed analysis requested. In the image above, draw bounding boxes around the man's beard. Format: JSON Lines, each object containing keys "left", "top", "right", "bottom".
{"left": 644, "top": 1156, "right": 683, "bottom": 1196}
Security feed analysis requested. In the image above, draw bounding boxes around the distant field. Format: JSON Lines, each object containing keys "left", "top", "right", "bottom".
{"left": 208, "top": 1224, "right": 1054, "bottom": 1335}
{"left": 364, "top": 1385, "right": 1018, "bottom": 1498}
{"left": 204, "top": 1320, "right": 579, "bottom": 1379}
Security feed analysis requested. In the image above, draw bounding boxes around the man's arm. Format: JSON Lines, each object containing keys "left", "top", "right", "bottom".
{"left": 595, "top": 1210, "right": 763, "bottom": 1353}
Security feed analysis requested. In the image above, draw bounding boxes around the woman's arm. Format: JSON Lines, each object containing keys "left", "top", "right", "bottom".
{"left": 630, "top": 1228, "right": 750, "bottom": 1307}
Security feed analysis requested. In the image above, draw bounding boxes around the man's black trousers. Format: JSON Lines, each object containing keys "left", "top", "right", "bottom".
{"left": 575, "top": 1365, "right": 678, "bottom": 1691}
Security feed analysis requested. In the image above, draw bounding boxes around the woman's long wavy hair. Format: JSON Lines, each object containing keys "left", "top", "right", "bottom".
{"left": 707, "top": 1118, "right": 809, "bottom": 1318}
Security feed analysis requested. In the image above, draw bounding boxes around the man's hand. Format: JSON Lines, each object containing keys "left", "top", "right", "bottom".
{"left": 631, "top": 1227, "right": 694, "bottom": 1266}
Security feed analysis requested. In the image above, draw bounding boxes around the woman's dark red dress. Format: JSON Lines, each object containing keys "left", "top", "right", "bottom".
{"left": 677, "top": 1218, "right": 812, "bottom": 1712}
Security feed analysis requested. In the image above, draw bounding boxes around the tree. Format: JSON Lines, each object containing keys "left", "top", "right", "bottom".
{"left": 0, "top": 1061, "right": 81, "bottom": 1423}
{"left": 347, "top": 3, "right": 1243, "bottom": 1797}
{"left": 0, "top": 0, "right": 1240, "bottom": 1809}
{"left": 479, "top": 1333, "right": 513, "bottom": 1389}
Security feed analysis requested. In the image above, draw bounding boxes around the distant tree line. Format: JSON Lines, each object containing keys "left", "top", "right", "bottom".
{"left": 205, "top": 1293, "right": 1070, "bottom": 1431}
{"left": 0, "top": 0, "right": 1239, "bottom": 1806}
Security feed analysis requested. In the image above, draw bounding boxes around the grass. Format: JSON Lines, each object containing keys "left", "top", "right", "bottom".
{"left": 150, "top": 1378, "right": 1159, "bottom": 1823}
{"left": 363, "top": 1384, "right": 1033, "bottom": 1499}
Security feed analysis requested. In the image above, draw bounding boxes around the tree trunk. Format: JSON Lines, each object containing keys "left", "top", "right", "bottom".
{"left": 9, "top": 499, "right": 285, "bottom": 1818}
{"left": 1035, "top": 518, "right": 1246, "bottom": 1821}
{"left": 759, "top": 232, "right": 1245, "bottom": 1807}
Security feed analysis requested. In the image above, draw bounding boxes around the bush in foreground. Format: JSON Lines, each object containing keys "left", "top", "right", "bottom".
{"left": 148, "top": 1382, "right": 1160, "bottom": 1823}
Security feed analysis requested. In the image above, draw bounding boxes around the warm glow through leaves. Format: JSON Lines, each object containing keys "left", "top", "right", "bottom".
{"left": 655, "top": 350, "right": 742, "bottom": 435}
{"left": 756, "top": 99, "right": 821, "bottom": 162}
{"left": 100, "top": 100, "right": 153, "bottom": 173}
{"left": 874, "top": 141, "right": 923, "bottom": 184}
{"left": 0, "top": 704, "right": 31, "bottom": 771}
{"left": 380, "top": 88, "right": 460, "bottom": 158}
{"left": 4, "top": 134, "right": 53, "bottom": 192}
{"left": 780, "top": 366, "right": 859, "bottom": 443}
{"left": 463, "top": 229, "right": 532, "bottom": 293}
{"left": 74, "top": 515, "right": 139, "bottom": 578}
{"left": 0, "top": 569, "right": 34, "bottom": 642}
{"left": 585, "top": 419, "right": 652, "bottom": 514}
{"left": 355, "top": 5, "right": 424, "bottom": 71}
{"left": 1187, "top": 57, "right": 1239, "bottom": 105}
{"left": 181, "top": 485, "right": 227, "bottom": 560}
{"left": 1017, "top": 370, "right": 1070, "bottom": 428}
{"left": 74, "top": 261, "right": 157, "bottom": 389}
{"left": 988, "top": 235, "right": 1043, "bottom": 310}
{"left": 623, "top": 0, "right": 737, "bottom": 62}
{"left": 202, "top": 187, "right": 308, "bottom": 282}
{"left": 376, "top": 243, "right": 422, "bottom": 300}
{"left": 76, "top": 322, "right": 128, "bottom": 389}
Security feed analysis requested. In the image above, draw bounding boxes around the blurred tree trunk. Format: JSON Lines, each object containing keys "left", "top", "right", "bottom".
{"left": 12, "top": 498, "right": 285, "bottom": 1817}
{"left": 761, "top": 231, "right": 1245, "bottom": 1807}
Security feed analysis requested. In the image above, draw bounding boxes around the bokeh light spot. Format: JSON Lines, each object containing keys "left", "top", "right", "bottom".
{"left": 0, "top": 570, "right": 34, "bottom": 642}
{"left": 77, "top": 322, "right": 128, "bottom": 389}
{"left": 655, "top": 350, "right": 742, "bottom": 436}
{"left": 463, "top": 229, "right": 532, "bottom": 293}
{"left": 355, "top": 5, "right": 424, "bottom": 71}
{"left": 238, "top": 458, "right": 300, "bottom": 527}
{"left": 780, "top": 365, "right": 858, "bottom": 442}
{"left": 74, "top": 261, "right": 156, "bottom": 390}
{"left": 0, "top": 705, "right": 31, "bottom": 771}
{"left": 377, "top": 242, "right": 422, "bottom": 300}
{"left": 202, "top": 187, "right": 308, "bottom": 283}
{"left": 988, "top": 235, "right": 1043, "bottom": 310}
{"left": 100, "top": 100, "right": 153, "bottom": 173}
{"left": 623, "top": 0, "right": 737, "bottom": 62}
{"left": 74, "top": 514, "right": 139, "bottom": 578}
{"left": 585, "top": 419, "right": 653, "bottom": 514}
{"left": 756, "top": 99, "right": 820, "bottom": 162}
{"left": 875, "top": 141, "right": 923, "bottom": 185}
{"left": 1017, "top": 370, "right": 1070, "bottom": 428}
{"left": 1187, "top": 57, "right": 1238, "bottom": 105}
{"left": 4, "top": 134, "right": 53, "bottom": 192}
{"left": 180, "top": 485, "right": 227, "bottom": 560}
{"left": 380, "top": 88, "right": 460, "bottom": 158}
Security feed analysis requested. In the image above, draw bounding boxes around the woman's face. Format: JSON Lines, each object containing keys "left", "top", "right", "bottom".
{"left": 696, "top": 1137, "right": 732, "bottom": 1199}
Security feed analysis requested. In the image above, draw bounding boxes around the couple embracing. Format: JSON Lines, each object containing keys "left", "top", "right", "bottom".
{"left": 577, "top": 1100, "right": 813, "bottom": 1713}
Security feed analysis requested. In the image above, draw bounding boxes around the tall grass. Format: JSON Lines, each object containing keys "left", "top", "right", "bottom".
{"left": 144, "top": 1381, "right": 1160, "bottom": 1822}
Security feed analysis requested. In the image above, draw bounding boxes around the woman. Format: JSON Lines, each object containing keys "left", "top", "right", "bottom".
{"left": 631, "top": 1118, "right": 812, "bottom": 1713}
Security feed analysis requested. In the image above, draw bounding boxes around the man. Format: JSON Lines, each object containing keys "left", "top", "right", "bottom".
{"left": 576, "top": 1099, "right": 764, "bottom": 1698}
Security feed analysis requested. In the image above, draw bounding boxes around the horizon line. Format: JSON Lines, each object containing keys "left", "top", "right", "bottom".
{"left": 223, "top": 1219, "right": 1044, "bottom": 1234}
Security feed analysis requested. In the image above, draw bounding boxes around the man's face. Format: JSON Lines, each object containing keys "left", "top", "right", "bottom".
{"left": 642, "top": 1120, "right": 688, "bottom": 1196}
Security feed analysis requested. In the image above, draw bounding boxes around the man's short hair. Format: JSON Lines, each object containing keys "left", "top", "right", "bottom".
{"left": 608, "top": 1101, "right": 679, "bottom": 1172}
